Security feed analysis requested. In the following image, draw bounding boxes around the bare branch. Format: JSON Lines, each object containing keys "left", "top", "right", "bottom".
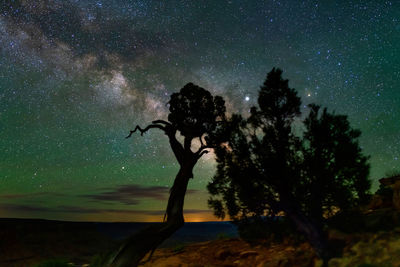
{"left": 152, "top": 120, "right": 172, "bottom": 126}
{"left": 126, "top": 124, "right": 166, "bottom": 138}
{"left": 199, "top": 136, "right": 205, "bottom": 148}
{"left": 195, "top": 139, "right": 212, "bottom": 154}
{"left": 198, "top": 150, "right": 210, "bottom": 159}
{"left": 195, "top": 137, "right": 213, "bottom": 158}
{"left": 127, "top": 122, "right": 187, "bottom": 165}
{"left": 196, "top": 145, "right": 211, "bottom": 154}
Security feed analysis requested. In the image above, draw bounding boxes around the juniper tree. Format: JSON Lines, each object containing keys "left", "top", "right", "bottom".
{"left": 208, "top": 68, "right": 370, "bottom": 265}
{"left": 106, "top": 83, "right": 226, "bottom": 267}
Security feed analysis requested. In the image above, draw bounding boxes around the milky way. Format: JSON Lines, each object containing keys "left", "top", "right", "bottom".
{"left": 0, "top": 0, "right": 399, "bottom": 222}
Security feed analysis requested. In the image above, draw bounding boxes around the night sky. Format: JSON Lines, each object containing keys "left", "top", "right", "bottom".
{"left": 0, "top": 0, "right": 399, "bottom": 222}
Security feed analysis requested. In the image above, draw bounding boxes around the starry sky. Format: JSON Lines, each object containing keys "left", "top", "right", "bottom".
{"left": 0, "top": 0, "right": 399, "bottom": 222}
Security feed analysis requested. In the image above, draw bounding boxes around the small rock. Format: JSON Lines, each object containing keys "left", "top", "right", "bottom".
{"left": 239, "top": 250, "right": 258, "bottom": 258}
{"left": 215, "top": 249, "right": 232, "bottom": 260}
{"left": 233, "top": 259, "right": 241, "bottom": 265}
{"left": 278, "top": 258, "right": 290, "bottom": 267}
{"left": 284, "top": 246, "right": 295, "bottom": 252}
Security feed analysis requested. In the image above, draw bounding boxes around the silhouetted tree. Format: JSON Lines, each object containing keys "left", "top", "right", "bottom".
{"left": 105, "top": 83, "right": 226, "bottom": 266}
{"left": 300, "top": 104, "right": 371, "bottom": 221}
{"left": 208, "top": 68, "right": 370, "bottom": 265}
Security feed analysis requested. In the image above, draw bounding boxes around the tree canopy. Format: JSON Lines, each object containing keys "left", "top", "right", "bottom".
{"left": 300, "top": 104, "right": 371, "bottom": 220}
{"left": 207, "top": 68, "right": 370, "bottom": 262}
{"left": 168, "top": 82, "right": 226, "bottom": 139}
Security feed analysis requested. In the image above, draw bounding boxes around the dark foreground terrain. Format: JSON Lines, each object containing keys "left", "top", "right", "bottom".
{"left": 0, "top": 218, "right": 237, "bottom": 266}
{"left": 0, "top": 218, "right": 114, "bottom": 266}
{"left": 1, "top": 208, "right": 400, "bottom": 267}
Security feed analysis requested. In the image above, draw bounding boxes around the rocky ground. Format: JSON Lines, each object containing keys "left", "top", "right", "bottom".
{"left": 139, "top": 238, "right": 316, "bottom": 267}
{"left": 3, "top": 209, "right": 400, "bottom": 267}
{"left": 139, "top": 229, "right": 400, "bottom": 267}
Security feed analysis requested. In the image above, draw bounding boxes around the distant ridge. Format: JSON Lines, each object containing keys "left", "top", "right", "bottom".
{"left": 0, "top": 217, "right": 229, "bottom": 223}
{"left": 0, "top": 217, "right": 238, "bottom": 247}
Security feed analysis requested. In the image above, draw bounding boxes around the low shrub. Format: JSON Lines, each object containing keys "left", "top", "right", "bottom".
{"left": 237, "top": 216, "right": 304, "bottom": 244}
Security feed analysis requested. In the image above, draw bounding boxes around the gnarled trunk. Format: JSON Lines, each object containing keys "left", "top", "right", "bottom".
{"left": 105, "top": 161, "right": 195, "bottom": 267}
{"left": 278, "top": 193, "right": 331, "bottom": 266}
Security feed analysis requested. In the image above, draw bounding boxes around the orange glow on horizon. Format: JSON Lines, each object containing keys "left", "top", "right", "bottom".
{"left": 79, "top": 210, "right": 229, "bottom": 223}
{"left": 1, "top": 210, "right": 230, "bottom": 223}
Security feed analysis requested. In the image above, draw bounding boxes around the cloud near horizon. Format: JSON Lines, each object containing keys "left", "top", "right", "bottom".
{"left": 81, "top": 184, "right": 199, "bottom": 205}
{"left": 0, "top": 203, "right": 211, "bottom": 216}
{"left": 0, "top": 184, "right": 200, "bottom": 208}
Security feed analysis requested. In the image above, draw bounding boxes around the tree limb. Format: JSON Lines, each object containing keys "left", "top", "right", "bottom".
{"left": 152, "top": 120, "right": 172, "bottom": 126}
{"left": 197, "top": 150, "right": 209, "bottom": 159}
{"left": 127, "top": 122, "right": 186, "bottom": 165}
{"left": 195, "top": 137, "right": 212, "bottom": 155}
{"left": 196, "top": 145, "right": 212, "bottom": 153}
{"left": 199, "top": 136, "right": 205, "bottom": 148}
{"left": 126, "top": 124, "right": 166, "bottom": 138}
{"left": 184, "top": 137, "right": 192, "bottom": 152}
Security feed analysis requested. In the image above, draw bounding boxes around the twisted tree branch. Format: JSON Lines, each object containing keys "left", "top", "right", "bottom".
{"left": 152, "top": 120, "right": 172, "bottom": 126}
{"left": 126, "top": 124, "right": 166, "bottom": 138}
{"left": 199, "top": 136, "right": 205, "bottom": 147}
{"left": 195, "top": 140, "right": 212, "bottom": 159}
{"left": 195, "top": 137, "right": 212, "bottom": 155}
{"left": 127, "top": 122, "right": 186, "bottom": 165}
{"left": 198, "top": 150, "right": 209, "bottom": 158}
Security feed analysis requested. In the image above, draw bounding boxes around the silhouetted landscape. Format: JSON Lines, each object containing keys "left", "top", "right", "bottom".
{"left": 0, "top": 218, "right": 237, "bottom": 266}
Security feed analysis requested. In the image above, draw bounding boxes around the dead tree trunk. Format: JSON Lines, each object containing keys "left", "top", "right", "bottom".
{"left": 104, "top": 121, "right": 208, "bottom": 267}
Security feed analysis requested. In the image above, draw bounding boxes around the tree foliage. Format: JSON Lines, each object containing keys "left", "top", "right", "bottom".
{"left": 207, "top": 68, "right": 370, "bottom": 261}
{"left": 300, "top": 104, "right": 371, "bottom": 219}
{"left": 208, "top": 68, "right": 301, "bottom": 220}
{"left": 168, "top": 82, "right": 226, "bottom": 139}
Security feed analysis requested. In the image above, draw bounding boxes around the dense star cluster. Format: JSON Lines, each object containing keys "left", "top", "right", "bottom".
{"left": 0, "top": 0, "right": 399, "bottom": 222}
